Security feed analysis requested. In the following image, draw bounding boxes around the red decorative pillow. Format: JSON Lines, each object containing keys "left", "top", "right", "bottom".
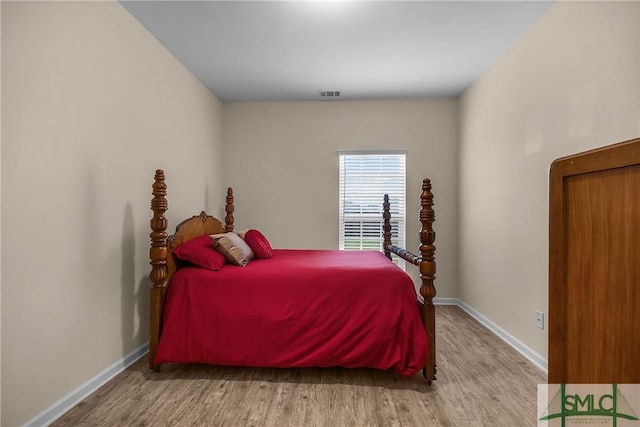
{"left": 173, "top": 235, "right": 226, "bottom": 270}
{"left": 243, "top": 229, "right": 273, "bottom": 259}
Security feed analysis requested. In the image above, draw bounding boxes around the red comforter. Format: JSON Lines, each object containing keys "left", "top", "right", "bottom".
{"left": 155, "top": 250, "right": 428, "bottom": 376}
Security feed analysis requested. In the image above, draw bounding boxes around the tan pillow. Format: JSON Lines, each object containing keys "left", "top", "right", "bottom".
{"left": 210, "top": 233, "right": 255, "bottom": 266}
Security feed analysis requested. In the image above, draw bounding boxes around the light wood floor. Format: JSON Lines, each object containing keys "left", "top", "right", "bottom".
{"left": 52, "top": 306, "right": 546, "bottom": 426}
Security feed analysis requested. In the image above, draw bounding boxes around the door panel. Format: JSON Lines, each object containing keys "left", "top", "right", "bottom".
{"left": 564, "top": 166, "right": 640, "bottom": 383}
{"left": 549, "top": 137, "right": 640, "bottom": 384}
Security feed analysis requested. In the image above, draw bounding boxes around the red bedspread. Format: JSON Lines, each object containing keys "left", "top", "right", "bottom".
{"left": 155, "top": 249, "right": 428, "bottom": 376}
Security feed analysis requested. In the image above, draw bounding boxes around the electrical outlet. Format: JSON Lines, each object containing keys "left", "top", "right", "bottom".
{"left": 535, "top": 310, "right": 544, "bottom": 329}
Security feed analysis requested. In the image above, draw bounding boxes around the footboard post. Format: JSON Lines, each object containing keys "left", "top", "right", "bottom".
{"left": 225, "top": 187, "right": 234, "bottom": 232}
{"left": 419, "top": 179, "right": 437, "bottom": 383}
{"left": 383, "top": 194, "right": 392, "bottom": 260}
{"left": 149, "top": 170, "right": 168, "bottom": 371}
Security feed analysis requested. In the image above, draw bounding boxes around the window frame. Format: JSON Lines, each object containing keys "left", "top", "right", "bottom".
{"left": 338, "top": 150, "right": 406, "bottom": 265}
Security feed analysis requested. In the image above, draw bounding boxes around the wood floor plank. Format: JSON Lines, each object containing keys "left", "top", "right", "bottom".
{"left": 52, "top": 306, "right": 546, "bottom": 426}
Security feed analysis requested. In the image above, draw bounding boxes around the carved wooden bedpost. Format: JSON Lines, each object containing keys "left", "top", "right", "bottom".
{"left": 419, "top": 178, "right": 437, "bottom": 383}
{"left": 225, "top": 187, "right": 234, "bottom": 232}
{"left": 383, "top": 194, "right": 392, "bottom": 260}
{"left": 382, "top": 181, "right": 437, "bottom": 382}
{"left": 149, "top": 170, "right": 168, "bottom": 370}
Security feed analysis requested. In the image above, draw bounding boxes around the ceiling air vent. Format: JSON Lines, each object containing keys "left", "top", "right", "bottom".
{"left": 317, "top": 90, "right": 341, "bottom": 99}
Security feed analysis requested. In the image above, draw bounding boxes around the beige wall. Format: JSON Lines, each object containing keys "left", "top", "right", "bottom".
{"left": 223, "top": 100, "right": 459, "bottom": 297}
{"left": 1, "top": 2, "right": 224, "bottom": 425}
{"left": 459, "top": 1, "right": 640, "bottom": 361}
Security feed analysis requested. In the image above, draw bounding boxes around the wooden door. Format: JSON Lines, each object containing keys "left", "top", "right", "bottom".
{"left": 548, "top": 137, "right": 640, "bottom": 384}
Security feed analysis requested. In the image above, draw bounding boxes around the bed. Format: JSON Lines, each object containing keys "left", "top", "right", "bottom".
{"left": 149, "top": 170, "right": 437, "bottom": 383}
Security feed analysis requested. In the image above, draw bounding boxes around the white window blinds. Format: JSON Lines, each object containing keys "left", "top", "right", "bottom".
{"left": 338, "top": 152, "right": 406, "bottom": 256}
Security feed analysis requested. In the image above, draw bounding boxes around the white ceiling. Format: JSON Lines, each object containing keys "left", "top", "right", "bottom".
{"left": 119, "top": 1, "right": 554, "bottom": 102}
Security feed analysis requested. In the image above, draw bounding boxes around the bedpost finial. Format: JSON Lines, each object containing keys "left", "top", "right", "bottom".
{"left": 150, "top": 169, "right": 168, "bottom": 287}
{"left": 225, "top": 187, "right": 235, "bottom": 232}
{"left": 151, "top": 170, "right": 168, "bottom": 211}
{"left": 420, "top": 178, "right": 434, "bottom": 226}
{"left": 418, "top": 177, "right": 436, "bottom": 300}
{"left": 383, "top": 194, "right": 391, "bottom": 260}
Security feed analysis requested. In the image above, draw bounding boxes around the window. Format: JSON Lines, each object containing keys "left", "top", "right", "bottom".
{"left": 338, "top": 152, "right": 406, "bottom": 261}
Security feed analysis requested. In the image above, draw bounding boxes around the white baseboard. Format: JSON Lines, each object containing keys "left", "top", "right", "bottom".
{"left": 25, "top": 343, "right": 149, "bottom": 427}
{"left": 434, "top": 297, "right": 548, "bottom": 373}
{"left": 432, "top": 297, "right": 460, "bottom": 305}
